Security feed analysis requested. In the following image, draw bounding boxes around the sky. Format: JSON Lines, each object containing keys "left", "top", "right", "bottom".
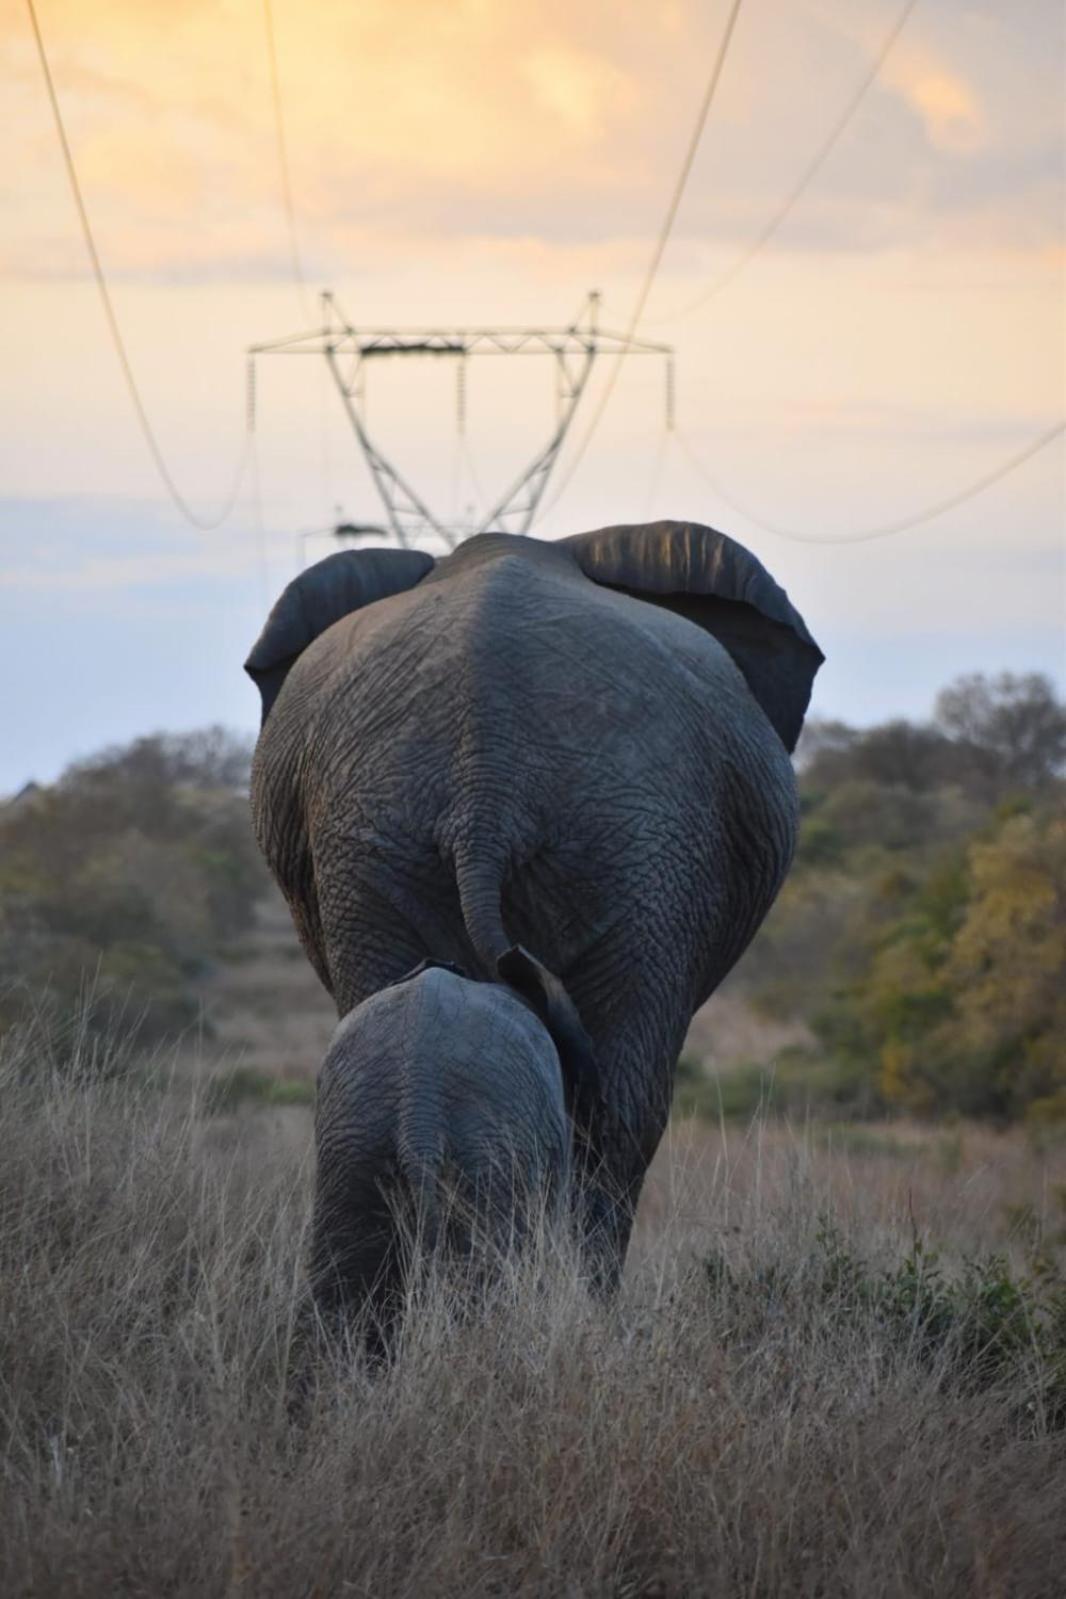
{"left": 1, "top": 0, "right": 1063, "bottom": 791}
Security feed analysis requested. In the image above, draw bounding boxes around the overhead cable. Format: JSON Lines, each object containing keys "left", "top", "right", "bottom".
{"left": 673, "top": 420, "right": 1065, "bottom": 544}
{"left": 539, "top": 0, "right": 746, "bottom": 518}
{"left": 25, "top": 0, "right": 249, "bottom": 531}
{"left": 651, "top": 0, "right": 920, "bottom": 322}
{"left": 640, "top": 429, "right": 671, "bottom": 519}
{"left": 249, "top": 428, "right": 272, "bottom": 607}
{"left": 262, "top": 0, "right": 312, "bottom": 316}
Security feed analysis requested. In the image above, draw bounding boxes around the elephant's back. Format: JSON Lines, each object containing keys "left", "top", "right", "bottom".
{"left": 322, "top": 971, "right": 568, "bottom": 1187}
{"left": 298, "top": 552, "right": 791, "bottom": 812}
{"left": 275, "top": 553, "right": 797, "bottom": 1008}
{"left": 439, "top": 555, "right": 797, "bottom": 876}
{"left": 402, "top": 971, "right": 567, "bottom": 1153}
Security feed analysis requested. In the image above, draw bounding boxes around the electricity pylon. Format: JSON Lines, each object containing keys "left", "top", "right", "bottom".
{"left": 250, "top": 291, "right": 672, "bottom": 549}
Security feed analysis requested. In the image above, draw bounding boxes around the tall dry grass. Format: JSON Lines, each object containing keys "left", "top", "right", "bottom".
{"left": 2, "top": 1015, "right": 1065, "bottom": 1598}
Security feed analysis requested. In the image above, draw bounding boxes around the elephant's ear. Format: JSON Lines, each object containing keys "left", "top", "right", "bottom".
{"left": 562, "top": 520, "right": 823, "bottom": 753}
{"left": 497, "top": 945, "right": 600, "bottom": 1130}
{"left": 244, "top": 547, "right": 435, "bottom": 723}
{"left": 390, "top": 958, "right": 468, "bottom": 986}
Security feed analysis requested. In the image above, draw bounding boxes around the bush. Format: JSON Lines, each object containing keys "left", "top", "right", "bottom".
{"left": 0, "top": 729, "right": 268, "bottom": 1049}
{"left": 203, "top": 1065, "right": 315, "bottom": 1113}
{"left": 700, "top": 1220, "right": 1066, "bottom": 1429}
{"left": 728, "top": 672, "right": 1066, "bottom": 1125}
{"left": 815, "top": 809, "right": 1066, "bottom": 1121}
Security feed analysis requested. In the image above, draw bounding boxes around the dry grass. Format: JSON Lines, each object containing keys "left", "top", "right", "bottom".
{"left": 2, "top": 1018, "right": 1065, "bottom": 1598}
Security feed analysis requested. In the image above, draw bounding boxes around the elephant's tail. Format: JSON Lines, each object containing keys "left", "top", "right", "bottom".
{"left": 452, "top": 841, "right": 601, "bottom": 1131}
{"left": 400, "top": 1144, "right": 443, "bottom": 1258}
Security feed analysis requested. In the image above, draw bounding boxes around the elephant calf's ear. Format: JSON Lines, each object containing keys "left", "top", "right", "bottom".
{"left": 244, "top": 547, "right": 435, "bottom": 723}
{"left": 497, "top": 946, "right": 600, "bottom": 1128}
{"left": 390, "top": 958, "right": 468, "bottom": 986}
{"left": 563, "top": 520, "right": 823, "bottom": 753}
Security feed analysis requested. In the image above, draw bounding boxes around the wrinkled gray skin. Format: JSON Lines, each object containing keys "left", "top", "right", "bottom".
{"left": 247, "top": 521, "right": 823, "bottom": 1286}
{"left": 310, "top": 962, "right": 570, "bottom": 1340}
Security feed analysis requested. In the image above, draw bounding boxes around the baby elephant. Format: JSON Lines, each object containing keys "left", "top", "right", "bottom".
{"left": 308, "top": 959, "right": 571, "bottom": 1349}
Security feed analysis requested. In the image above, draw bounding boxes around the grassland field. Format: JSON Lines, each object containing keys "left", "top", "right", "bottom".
{"left": 2, "top": 887, "right": 1065, "bottom": 1596}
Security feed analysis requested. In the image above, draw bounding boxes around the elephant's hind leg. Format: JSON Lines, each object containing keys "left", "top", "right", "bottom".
{"left": 308, "top": 1173, "right": 406, "bottom": 1357}
{"left": 569, "top": 1002, "right": 685, "bottom": 1293}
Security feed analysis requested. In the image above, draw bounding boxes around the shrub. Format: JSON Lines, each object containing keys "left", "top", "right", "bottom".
{"left": 203, "top": 1065, "right": 315, "bottom": 1113}
{"left": 0, "top": 729, "right": 268, "bottom": 1048}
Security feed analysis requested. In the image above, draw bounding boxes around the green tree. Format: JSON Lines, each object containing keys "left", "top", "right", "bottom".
{"left": 939, "top": 811, "right": 1066, "bottom": 1119}
{"left": 0, "top": 730, "right": 267, "bottom": 1047}
{"left": 818, "top": 809, "right": 1066, "bottom": 1121}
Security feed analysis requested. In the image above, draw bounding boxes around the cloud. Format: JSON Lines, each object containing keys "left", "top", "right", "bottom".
{"left": 4, "top": 0, "right": 1061, "bottom": 281}
{"left": 522, "top": 44, "right": 638, "bottom": 140}
{"left": 0, "top": 497, "right": 270, "bottom": 592}
{"left": 882, "top": 51, "right": 986, "bottom": 154}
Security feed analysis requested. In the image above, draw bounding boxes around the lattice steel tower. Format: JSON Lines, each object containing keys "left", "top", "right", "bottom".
{"left": 251, "top": 291, "right": 672, "bottom": 549}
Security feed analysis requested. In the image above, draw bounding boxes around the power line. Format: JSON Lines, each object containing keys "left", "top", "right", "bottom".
{"left": 262, "top": 0, "right": 312, "bottom": 315}
{"left": 651, "top": 0, "right": 920, "bottom": 323}
{"left": 640, "top": 428, "right": 671, "bottom": 519}
{"left": 247, "top": 355, "right": 271, "bottom": 605}
{"left": 249, "top": 428, "right": 271, "bottom": 609}
{"left": 673, "top": 420, "right": 1065, "bottom": 544}
{"left": 538, "top": 0, "right": 746, "bottom": 518}
{"left": 25, "top": 0, "right": 249, "bottom": 531}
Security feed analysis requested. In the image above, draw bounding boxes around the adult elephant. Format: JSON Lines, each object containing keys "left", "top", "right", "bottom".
{"left": 245, "top": 522, "right": 823, "bottom": 1285}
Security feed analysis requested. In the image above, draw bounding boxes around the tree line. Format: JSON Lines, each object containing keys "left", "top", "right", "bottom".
{"left": 2, "top": 673, "right": 1063, "bottom": 1121}
{"left": 732, "top": 672, "right": 1065, "bottom": 1124}
{"left": 0, "top": 729, "right": 267, "bottom": 1044}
